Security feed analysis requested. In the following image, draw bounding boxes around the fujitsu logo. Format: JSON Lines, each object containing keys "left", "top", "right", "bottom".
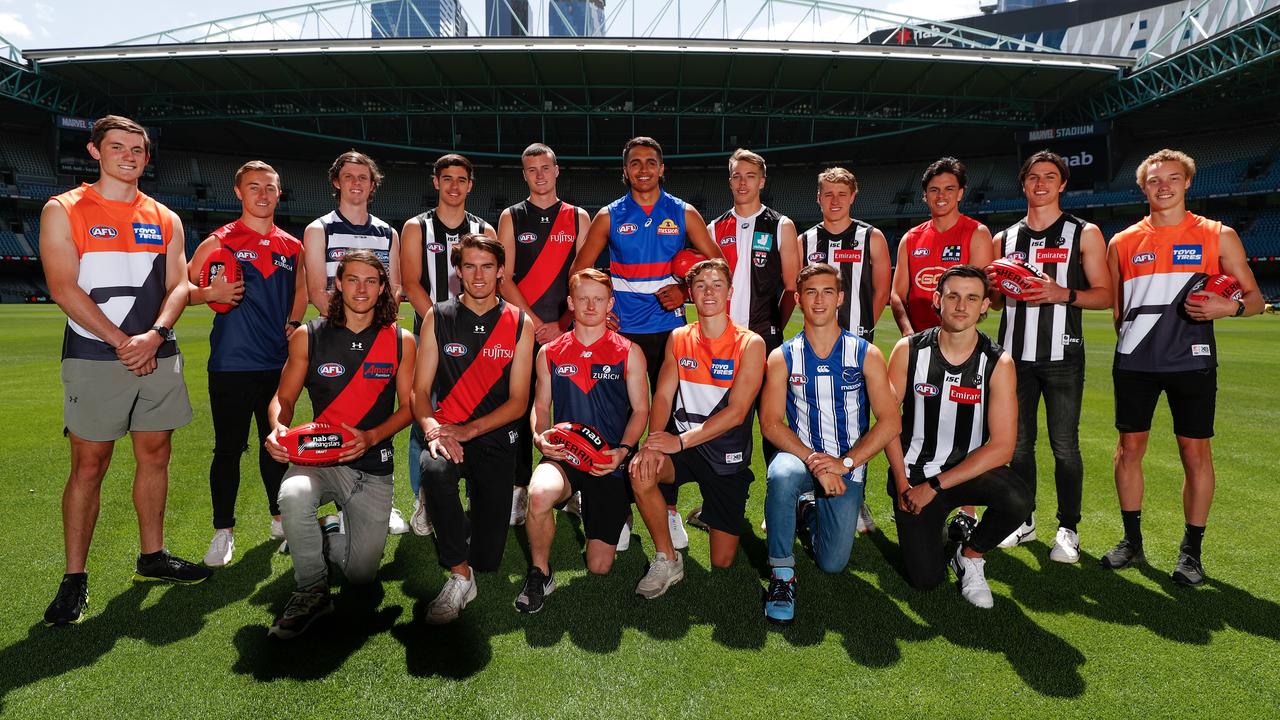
{"left": 483, "top": 345, "right": 514, "bottom": 360}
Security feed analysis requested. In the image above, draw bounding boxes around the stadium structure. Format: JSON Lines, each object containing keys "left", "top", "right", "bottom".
{"left": 0, "top": 0, "right": 1278, "bottom": 302}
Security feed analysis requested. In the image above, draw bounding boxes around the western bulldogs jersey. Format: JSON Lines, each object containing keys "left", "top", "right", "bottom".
{"left": 782, "top": 330, "right": 871, "bottom": 483}
{"left": 207, "top": 220, "right": 302, "bottom": 372}
{"left": 801, "top": 220, "right": 878, "bottom": 339}
{"left": 511, "top": 200, "right": 579, "bottom": 324}
{"left": 305, "top": 318, "right": 401, "bottom": 476}
{"left": 606, "top": 190, "right": 688, "bottom": 334}
{"left": 900, "top": 327, "right": 1003, "bottom": 481}
{"left": 900, "top": 214, "right": 980, "bottom": 331}
{"left": 544, "top": 330, "right": 632, "bottom": 471}
{"left": 431, "top": 298, "right": 526, "bottom": 436}
{"left": 413, "top": 209, "right": 486, "bottom": 331}
{"left": 1112, "top": 212, "right": 1222, "bottom": 372}
{"left": 319, "top": 210, "right": 394, "bottom": 290}
{"left": 997, "top": 213, "right": 1088, "bottom": 363}
{"left": 710, "top": 206, "right": 786, "bottom": 347}
{"left": 671, "top": 322, "right": 757, "bottom": 475}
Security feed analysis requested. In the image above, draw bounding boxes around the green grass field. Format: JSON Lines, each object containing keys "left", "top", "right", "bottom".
{"left": 2, "top": 303, "right": 1278, "bottom": 719}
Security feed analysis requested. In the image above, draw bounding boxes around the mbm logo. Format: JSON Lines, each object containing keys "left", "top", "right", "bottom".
{"left": 443, "top": 343, "right": 467, "bottom": 357}
{"left": 317, "top": 363, "right": 345, "bottom": 378}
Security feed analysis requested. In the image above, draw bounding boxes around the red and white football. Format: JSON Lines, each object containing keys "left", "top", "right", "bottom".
{"left": 987, "top": 258, "right": 1047, "bottom": 301}
{"left": 197, "top": 246, "right": 243, "bottom": 314}
{"left": 1190, "top": 273, "right": 1242, "bottom": 302}
{"left": 670, "top": 249, "right": 708, "bottom": 284}
{"left": 279, "top": 422, "right": 353, "bottom": 467}
{"left": 548, "top": 421, "right": 613, "bottom": 469}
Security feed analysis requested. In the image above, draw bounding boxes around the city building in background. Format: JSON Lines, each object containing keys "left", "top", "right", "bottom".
{"left": 549, "top": 0, "right": 606, "bottom": 37}
{"left": 371, "top": 0, "right": 468, "bottom": 38}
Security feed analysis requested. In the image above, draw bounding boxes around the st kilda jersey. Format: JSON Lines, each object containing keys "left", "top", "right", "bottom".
{"left": 900, "top": 214, "right": 981, "bottom": 332}
{"left": 431, "top": 298, "right": 526, "bottom": 439}
{"left": 207, "top": 220, "right": 302, "bottom": 372}
{"left": 511, "top": 199, "right": 579, "bottom": 325}
{"left": 710, "top": 206, "right": 786, "bottom": 347}
{"left": 900, "top": 327, "right": 1003, "bottom": 482}
{"left": 800, "top": 220, "right": 878, "bottom": 339}
{"left": 319, "top": 210, "right": 394, "bottom": 291}
{"left": 996, "top": 213, "right": 1088, "bottom": 363}
{"left": 412, "top": 208, "right": 486, "bottom": 331}
{"left": 671, "top": 322, "right": 757, "bottom": 475}
{"left": 544, "top": 330, "right": 632, "bottom": 474}
{"left": 305, "top": 318, "right": 402, "bottom": 476}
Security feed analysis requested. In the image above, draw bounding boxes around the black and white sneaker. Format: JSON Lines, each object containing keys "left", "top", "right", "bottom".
{"left": 43, "top": 574, "right": 89, "bottom": 626}
{"left": 686, "top": 506, "right": 710, "bottom": 532}
{"left": 1100, "top": 538, "right": 1146, "bottom": 570}
{"left": 133, "top": 550, "right": 213, "bottom": 585}
{"left": 1171, "top": 552, "right": 1206, "bottom": 586}
{"left": 796, "top": 493, "right": 816, "bottom": 552}
{"left": 514, "top": 566, "right": 555, "bottom": 614}
{"left": 268, "top": 585, "right": 333, "bottom": 639}
{"left": 947, "top": 511, "right": 978, "bottom": 543}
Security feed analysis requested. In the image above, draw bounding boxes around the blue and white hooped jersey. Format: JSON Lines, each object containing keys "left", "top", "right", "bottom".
{"left": 606, "top": 190, "right": 688, "bottom": 334}
{"left": 782, "top": 330, "right": 871, "bottom": 483}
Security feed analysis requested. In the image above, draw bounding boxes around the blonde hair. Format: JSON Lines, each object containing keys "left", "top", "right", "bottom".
{"left": 1136, "top": 148, "right": 1196, "bottom": 186}
{"left": 817, "top": 167, "right": 858, "bottom": 193}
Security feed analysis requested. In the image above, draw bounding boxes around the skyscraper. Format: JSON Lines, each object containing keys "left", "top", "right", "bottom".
{"left": 549, "top": 0, "right": 606, "bottom": 37}
{"left": 371, "top": 0, "right": 467, "bottom": 38}
{"left": 486, "top": 0, "right": 531, "bottom": 36}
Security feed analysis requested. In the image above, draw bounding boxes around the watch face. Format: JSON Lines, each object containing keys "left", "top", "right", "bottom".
{"left": 842, "top": 457, "right": 854, "bottom": 468}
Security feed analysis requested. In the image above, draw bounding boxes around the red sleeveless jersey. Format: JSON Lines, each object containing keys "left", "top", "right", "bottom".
{"left": 900, "top": 214, "right": 980, "bottom": 331}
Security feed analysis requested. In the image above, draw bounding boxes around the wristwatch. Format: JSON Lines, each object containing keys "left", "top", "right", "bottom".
{"left": 151, "top": 325, "right": 174, "bottom": 341}
{"left": 927, "top": 476, "right": 943, "bottom": 492}
{"left": 1235, "top": 299, "right": 1246, "bottom": 317}
{"left": 841, "top": 456, "right": 855, "bottom": 470}
{"left": 1066, "top": 289, "right": 1078, "bottom": 306}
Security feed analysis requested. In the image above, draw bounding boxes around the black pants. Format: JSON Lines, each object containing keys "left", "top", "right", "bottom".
{"left": 421, "top": 428, "right": 517, "bottom": 572}
{"left": 1012, "top": 359, "right": 1084, "bottom": 528}
{"left": 209, "top": 369, "right": 288, "bottom": 529}
{"left": 887, "top": 466, "right": 1031, "bottom": 591}
{"left": 514, "top": 340, "right": 544, "bottom": 490}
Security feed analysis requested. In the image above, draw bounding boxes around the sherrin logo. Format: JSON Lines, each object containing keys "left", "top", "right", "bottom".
{"left": 518, "top": 232, "right": 538, "bottom": 244}
{"left": 89, "top": 225, "right": 118, "bottom": 239}
{"left": 618, "top": 223, "right": 638, "bottom": 235}
{"left": 236, "top": 250, "right": 258, "bottom": 261}
{"left": 317, "top": 363, "right": 345, "bottom": 378}
{"left": 1132, "top": 252, "right": 1157, "bottom": 265}
{"left": 443, "top": 343, "right": 467, "bottom": 357}
{"left": 656, "top": 218, "right": 680, "bottom": 236}
{"left": 914, "top": 382, "right": 940, "bottom": 397}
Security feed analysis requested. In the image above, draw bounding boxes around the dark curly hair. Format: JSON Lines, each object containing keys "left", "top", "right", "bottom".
{"left": 326, "top": 250, "right": 399, "bottom": 329}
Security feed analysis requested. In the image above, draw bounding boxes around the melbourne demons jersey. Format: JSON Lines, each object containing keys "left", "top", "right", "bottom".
{"left": 413, "top": 209, "right": 486, "bottom": 317}
{"left": 511, "top": 200, "right": 579, "bottom": 324}
{"left": 544, "top": 330, "right": 632, "bottom": 471}
{"left": 996, "top": 213, "right": 1088, "bottom": 363}
{"left": 606, "top": 190, "right": 688, "bottom": 334}
{"left": 1112, "top": 212, "right": 1222, "bottom": 372}
{"left": 51, "top": 184, "right": 179, "bottom": 362}
{"left": 431, "top": 298, "right": 526, "bottom": 436}
{"left": 800, "top": 220, "right": 878, "bottom": 339}
{"left": 900, "top": 214, "right": 980, "bottom": 331}
{"left": 900, "top": 327, "right": 1003, "bottom": 481}
{"left": 782, "top": 331, "right": 872, "bottom": 484}
{"left": 319, "top": 210, "right": 394, "bottom": 290}
{"left": 671, "top": 322, "right": 757, "bottom": 475}
{"left": 710, "top": 206, "right": 786, "bottom": 347}
{"left": 305, "top": 318, "right": 401, "bottom": 475}
{"left": 206, "top": 220, "right": 302, "bottom": 372}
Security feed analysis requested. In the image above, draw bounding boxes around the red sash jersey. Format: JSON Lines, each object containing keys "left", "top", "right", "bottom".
{"left": 511, "top": 200, "right": 579, "bottom": 324}
{"left": 544, "top": 330, "right": 632, "bottom": 473}
{"left": 432, "top": 298, "right": 526, "bottom": 435}
{"left": 901, "top": 214, "right": 980, "bottom": 331}
{"left": 207, "top": 220, "right": 302, "bottom": 372}
{"left": 710, "top": 206, "right": 786, "bottom": 347}
{"left": 304, "top": 318, "right": 402, "bottom": 476}
{"left": 671, "top": 322, "right": 757, "bottom": 475}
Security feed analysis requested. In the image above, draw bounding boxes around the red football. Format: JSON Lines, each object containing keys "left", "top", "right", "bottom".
{"left": 280, "top": 422, "right": 353, "bottom": 467}
{"left": 987, "top": 258, "right": 1047, "bottom": 301}
{"left": 548, "top": 421, "right": 613, "bottom": 469}
{"left": 670, "top": 249, "right": 708, "bottom": 284}
{"left": 197, "top": 246, "right": 243, "bottom": 314}
{"left": 1190, "top": 273, "right": 1242, "bottom": 302}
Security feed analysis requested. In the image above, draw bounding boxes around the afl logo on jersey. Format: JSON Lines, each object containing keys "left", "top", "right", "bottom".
{"left": 1132, "top": 252, "right": 1156, "bottom": 265}
{"left": 808, "top": 251, "right": 826, "bottom": 263}
{"left": 555, "top": 364, "right": 578, "bottom": 376}
{"left": 89, "top": 225, "right": 118, "bottom": 239}
{"left": 678, "top": 357, "right": 699, "bottom": 370}
{"left": 914, "top": 382, "right": 940, "bottom": 397}
{"left": 235, "top": 250, "right": 258, "bottom": 261}
{"left": 719, "top": 236, "right": 735, "bottom": 247}
{"left": 789, "top": 374, "right": 807, "bottom": 386}
{"left": 914, "top": 266, "right": 944, "bottom": 292}
{"left": 656, "top": 218, "right": 680, "bottom": 236}
{"left": 618, "top": 223, "right": 638, "bottom": 235}
{"left": 443, "top": 343, "right": 468, "bottom": 357}
{"left": 518, "top": 232, "right": 538, "bottom": 244}
{"left": 912, "top": 247, "right": 930, "bottom": 257}
{"left": 318, "top": 363, "right": 345, "bottom": 378}
{"left": 427, "top": 242, "right": 445, "bottom": 254}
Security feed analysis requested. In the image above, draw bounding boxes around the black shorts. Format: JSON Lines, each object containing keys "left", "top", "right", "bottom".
{"left": 622, "top": 330, "right": 671, "bottom": 392}
{"left": 1113, "top": 366, "right": 1217, "bottom": 439}
{"left": 545, "top": 460, "right": 630, "bottom": 544}
{"left": 670, "top": 448, "right": 753, "bottom": 536}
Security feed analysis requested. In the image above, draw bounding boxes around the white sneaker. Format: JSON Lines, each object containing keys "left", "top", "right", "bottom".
{"left": 635, "top": 551, "right": 684, "bottom": 599}
{"left": 759, "top": 516, "right": 768, "bottom": 532}
{"left": 998, "top": 518, "right": 1037, "bottom": 548}
{"left": 667, "top": 509, "right": 689, "bottom": 550}
{"left": 388, "top": 507, "right": 409, "bottom": 535}
{"left": 857, "top": 503, "right": 877, "bottom": 535}
{"left": 410, "top": 494, "right": 433, "bottom": 537}
{"left": 425, "top": 572, "right": 477, "bottom": 624}
{"left": 563, "top": 491, "right": 583, "bottom": 519}
{"left": 616, "top": 515, "right": 632, "bottom": 553}
{"left": 269, "top": 518, "right": 285, "bottom": 540}
{"left": 510, "top": 486, "right": 528, "bottom": 526}
{"left": 204, "top": 529, "right": 234, "bottom": 567}
{"left": 950, "top": 547, "right": 994, "bottom": 609}
{"left": 1049, "top": 526, "right": 1081, "bottom": 563}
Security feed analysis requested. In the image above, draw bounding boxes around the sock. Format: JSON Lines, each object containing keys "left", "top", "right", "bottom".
{"left": 1181, "top": 524, "right": 1206, "bottom": 560}
{"left": 1121, "top": 510, "right": 1142, "bottom": 547}
{"left": 1060, "top": 519, "right": 1079, "bottom": 533}
{"left": 139, "top": 550, "right": 163, "bottom": 562}
{"left": 63, "top": 572, "right": 87, "bottom": 581}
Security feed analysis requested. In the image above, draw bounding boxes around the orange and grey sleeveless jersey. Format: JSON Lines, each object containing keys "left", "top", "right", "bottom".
{"left": 1112, "top": 213, "right": 1222, "bottom": 372}
{"left": 50, "top": 184, "right": 177, "bottom": 361}
{"left": 670, "top": 321, "right": 758, "bottom": 475}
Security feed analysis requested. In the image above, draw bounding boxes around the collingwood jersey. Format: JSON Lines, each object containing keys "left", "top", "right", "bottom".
{"left": 900, "top": 327, "right": 1003, "bottom": 481}
{"left": 710, "top": 206, "right": 786, "bottom": 348}
{"left": 319, "top": 210, "right": 394, "bottom": 290}
{"left": 801, "top": 221, "right": 878, "bottom": 339}
{"left": 413, "top": 208, "right": 486, "bottom": 330}
{"left": 782, "top": 330, "right": 871, "bottom": 483}
{"left": 996, "top": 213, "right": 1088, "bottom": 363}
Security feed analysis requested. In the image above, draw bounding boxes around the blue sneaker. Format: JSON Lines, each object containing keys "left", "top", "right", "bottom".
{"left": 764, "top": 567, "right": 797, "bottom": 625}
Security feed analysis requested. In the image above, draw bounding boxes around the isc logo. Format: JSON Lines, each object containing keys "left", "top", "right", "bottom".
{"left": 89, "top": 225, "right": 118, "bottom": 239}
{"left": 443, "top": 343, "right": 467, "bottom": 357}
{"left": 317, "top": 363, "right": 345, "bottom": 378}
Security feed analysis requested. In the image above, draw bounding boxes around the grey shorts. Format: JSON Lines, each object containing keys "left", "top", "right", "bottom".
{"left": 62, "top": 355, "right": 193, "bottom": 441}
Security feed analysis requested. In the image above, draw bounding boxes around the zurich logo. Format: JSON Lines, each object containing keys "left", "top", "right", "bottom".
{"left": 317, "top": 363, "right": 345, "bottom": 378}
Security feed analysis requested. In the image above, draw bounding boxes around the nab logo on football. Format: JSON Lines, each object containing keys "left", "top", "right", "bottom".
{"left": 914, "top": 266, "right": 944, "bottom": 292}
{"left": 427, "top": 242, "right": 445, "bottom": 254}
{"left": 678, "top": 357, "right": 699, "bottom": 370}
{"left": 317, "top": 363, "right": 345, "bottom": 378}
{"left": 618, "top": 223, "right": 638, "bottom": 235}
{"left": 89, "top": 225, "right": 118, "bottom": 239}
{"left": 556, "top": 364, "right": 578, "bottom": 376}
{"left": 518, "top": 232, "right": 538, "bottom": 244}
{"left": 915, "top": 382, "right": 940, "bottom": 397}
{"left": 443, "top": 343, "right": 468, "bottom": 357}
{"left": 236, "top": 250, "right": 258, "bottom": 261}
{"left": 1132, "top": 252, "right": 1156, "bottom": 265}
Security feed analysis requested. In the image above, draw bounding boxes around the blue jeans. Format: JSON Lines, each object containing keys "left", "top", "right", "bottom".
{"left": 765, "top": 452, "right": 864, "bottom": 573}
{"left": 1012, "top": 359, "right": 1084, "bottom": 529}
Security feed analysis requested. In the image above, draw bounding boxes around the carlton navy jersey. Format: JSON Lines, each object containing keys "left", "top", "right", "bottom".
{"left": 511, "top": 200, "right": 579, "bottom": 324}
{"left": 605, "top": 190, "right": 688, "bottom": 334}
{"left": 207, "top": 220, "right": 301, "bottom": 372}
{"left": 318, "top": 210, "right": 394, "bottom": 290}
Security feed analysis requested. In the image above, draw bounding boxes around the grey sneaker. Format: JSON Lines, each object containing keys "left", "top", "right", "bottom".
{"left": 203, "top": 529, "right": 235, "bottom": 568}
{"left": 950, "top": 547, "right": 994, "bottom": 609}
{"left": 1100, "top": 538, "right": 1146, "bottom": 570}
{"left": 411, "top": 490, "right": 434, "bottom": 536}
{"left": 856, "top": 503, "right": 877, "bottom": 535}
{"left": 268, "top": 585, "right": 333, "bottom": 639}
{"left": 1171, "top": 552, "right": 1206, "bottom": 586}
{"left": 426, "top": 572, "right": 477, "bottom": 624}
{"left": 635, "top": 551, "right": 684, "bottom": 599}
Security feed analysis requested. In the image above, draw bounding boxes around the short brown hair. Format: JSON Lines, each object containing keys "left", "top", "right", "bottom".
{"left": 234, "top": 160, "right": 280, "bottom": 188}
{"left": 686, "top": 257, "right": 732, "bottom": 287}
{"left": 921, "top": 157, "right": 967, "bottom": 191}
{"left": 522, "top": 143, "right": 557, "bottom": 165}
{"left": 434, "top": 153, "right": 474, "bottom": 178}
{"left": 729, "top": 148, "right": 766, "bottom": 176}
{"left": 796, "top": 263, "right": 840, "bottom": 291}
{"left": 568, "top": 268, "right": 612, "bottom": 294}
{"left": 450, "top": 233, "right": 505, "bottom": 268}
{"left": 1136, "top": 148, "right": 1196, "bottom": 186}
{"left": 1018, "top": 150, "right": 1069, "bottom": 185}
{"left": 90, "top": 115, "right": 150, "bottom": 154}
{"left": 817, "top": 167, "right": 857, "bottom": 193}
{"left": 328, "top": 150, "right": 384, "bottom": 200}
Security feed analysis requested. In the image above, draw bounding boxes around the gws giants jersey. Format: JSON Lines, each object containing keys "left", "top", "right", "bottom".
{"left": 670, "top": 322, "right": 758, "bottom": 475}
{"left": 997, "top": 213, "right": 1088, "bottom": 363}
{"left": 711, "top": 206, "right": 786, "bottom": 347}
{"left": 801, "top": 220, "right": 878, "bottom": 339}
{"left": 782, "top": 330, "right": 872, "bottom": 485}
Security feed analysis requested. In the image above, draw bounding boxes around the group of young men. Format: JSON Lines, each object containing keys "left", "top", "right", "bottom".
{"left": 39, "top": 115, "right": 1262, "bottom": 637}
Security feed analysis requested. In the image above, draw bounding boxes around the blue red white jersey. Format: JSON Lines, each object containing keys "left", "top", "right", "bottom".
{"left": 781, "top": 330, "right": 871, "bottom": 482}
{"left": 670, "top": 321, "right": 757, "bottom": 475}
{"left": 206, "top": 220, "right": 302, "bottom": 372}
{"left": 544, "top": 330, "right": 632, "bottom": 467}
{"left": 605, "top": 190, "right": 688, "bottom": 334}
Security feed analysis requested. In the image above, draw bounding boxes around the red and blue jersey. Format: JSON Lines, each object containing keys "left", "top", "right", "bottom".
{"left": 207, "top": 220, "right": 301, "bottom": 372}
{"left": 544, "top": 330, "right": 632, "bottom": 457}
{"left": 606, "top": 190, "right": 688, "bottom": 334}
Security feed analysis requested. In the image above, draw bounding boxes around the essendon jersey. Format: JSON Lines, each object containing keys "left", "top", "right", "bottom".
{"left": 997, "top": 214, "right": 1088, "bottom": 363}
{"left": 671, "top": 322, "right": 757, "bottom": 475}
{"left": 1112, "top": 212, "right": 1222, "bottom": 372}
{"left": 305, "top": 318, "right": 402, "bottom": 475}
{"left": 544, "top": 330, "right": 632, "bottom": 468}
{"left": 511, "top": 200, "right": 579, "bottom": 324}
{"left": 432, "top": 298, "right": 526, "bottom": 436}
{"left": 413, "top": 208, "right": 486, "bottom": 332}
{"left": 800, "top": 220, "right": 878, "bottom": 339}
{"left": 711, "top": 206, "right": 786, "bottom": 347}
{"left": 782, "top": 330, "right": 871, "bottom": 484}
{"left": 900, "top": 327, "right": 1003, "bottom": 481}
{"left": 319, "top": 210, "right": 394, "bottom": 290}
{"left": 900, "top": 214, "right": 980, "bottom": 331}
{"left": 207, "top": 220, "right": 302, "bottom": 372}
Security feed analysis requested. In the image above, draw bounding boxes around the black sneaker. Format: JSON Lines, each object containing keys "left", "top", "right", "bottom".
{"left": 796, "top": 494, "right": 816, "bottom": 552}
{"left": 947, "top": 511, "right": 978, "bottom": 543}
{"left": 133, "top": 550, "right": 213, "bottom": 585}
{"left": 268, "top": 586, "right": 333, "bottom": 639}
{"left": 1100, "top": 538, "right": 1146, "bottom": 570}
{"left": 1171, "top": 552, "right": 1206, "bottom": 586}
{"left": 514, "top": 566, "right": 555, "bottom": 614}
{"left": 685, "top": 506, "right": 710, "bottom": 532}
{"left": 43, "top": 574, "right": 89, "bottom": 626}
